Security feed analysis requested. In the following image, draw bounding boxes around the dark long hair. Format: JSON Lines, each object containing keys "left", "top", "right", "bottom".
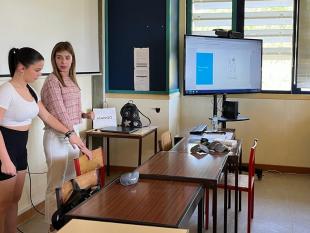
{"left": 51, "top": 41, "right": 79, "bottom": 88}
{"left": 8, "top": 47, "right": 44, "bottom": 77}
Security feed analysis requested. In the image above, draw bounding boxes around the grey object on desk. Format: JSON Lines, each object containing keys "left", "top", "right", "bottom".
{"left": 190, "top": 144, "right": 209, "bottom": 155}
{"left": 208, "top": 141, "right": 229, "bottom": 153}
{"left": 120, "top": 171, "right": 139, "bottom": 186}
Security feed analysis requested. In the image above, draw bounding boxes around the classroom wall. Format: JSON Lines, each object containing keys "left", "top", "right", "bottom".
{"left": 178, "top": 0, "right": 310, "bottom": 168}
{"left": 0, "top": 75, "right": 93, "bottom": 214}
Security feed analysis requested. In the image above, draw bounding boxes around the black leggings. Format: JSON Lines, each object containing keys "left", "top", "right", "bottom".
{"left": 0, "top": 126, "right": 29, "bottom": 180}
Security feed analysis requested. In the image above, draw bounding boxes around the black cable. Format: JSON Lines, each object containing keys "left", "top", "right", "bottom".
{"left": 138, "top": 109, "right": 152, "bottom": 127}
{"left": 27, "top": 166, "right": 45, "bottom": 216}
{"left": 17, "top": 227, "right": 24, "bottom": 233}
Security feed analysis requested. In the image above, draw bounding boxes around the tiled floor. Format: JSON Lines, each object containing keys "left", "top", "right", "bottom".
{"left": 18, "top": 172, "right": 310, "bottom": 233}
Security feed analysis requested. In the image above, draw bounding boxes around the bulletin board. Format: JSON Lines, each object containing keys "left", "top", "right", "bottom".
{"left": 106, "top": 0, "right": 171, "bottom": 93}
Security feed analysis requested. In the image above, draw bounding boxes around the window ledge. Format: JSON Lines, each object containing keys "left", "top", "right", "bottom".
{"left": 230, "top": 93, "right": 310, "bottom": 100}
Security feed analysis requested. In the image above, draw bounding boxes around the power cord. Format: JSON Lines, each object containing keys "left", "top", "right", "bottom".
{"left": 27, "top": 166, "right": 45, "bottom": 216}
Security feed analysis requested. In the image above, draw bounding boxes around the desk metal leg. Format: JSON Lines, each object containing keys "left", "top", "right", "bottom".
{"left": 198, "top": 190, "right": 204, "bottom": 233}
{"left": 154, "top": 128, "right": 157, "bottom": 154}
{"left": 235, "top": 161, "right": 239, "bottom": 233}
{"left": 87, "top": 135, "right": 93, "bottom": 149}
{"left": 205, "top": 188, "right": 209, "bottom": 229}
{"left": 138, "top": 138, "right": 142, "bottom": 166}
{"left": 239, "top": 148, "right": 243, "bottom": 211}
{"left": 107, "top": 137, "right": 110, "bottom": 176}
{"left": 212, "top": 186, "right": 217, "bottom": 233}
{"left": 224, "top": 165, "right": 228, "bottom": 233}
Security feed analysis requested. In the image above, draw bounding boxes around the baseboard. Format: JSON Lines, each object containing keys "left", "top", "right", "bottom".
{"left": 255, "top": 164, "right": 310, "bottom": 174}
{"left": 110, "top": 166, "right": 136, "bottom": 173}
{"left": 17, "top": 201, "right": 45, "bottom": 225}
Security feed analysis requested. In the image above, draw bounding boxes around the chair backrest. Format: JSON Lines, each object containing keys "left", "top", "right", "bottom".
{"left": 56, "top": 169, "right": 99, "bottom": 208}
{"left": 74, "top": 147, "right": 105, "bottom": 187}
{"left": 248, "top": 139, "right": 258, "bottom": 188}
{"left": 158, "top": 131, "right": 172, "bottom": 151}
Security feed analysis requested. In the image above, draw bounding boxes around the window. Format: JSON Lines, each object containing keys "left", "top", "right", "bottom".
{"left": 244, "top": 0, "right": 294, "bottom": 91}
{"left": 190, "top": 0, "right": 232, "bottom": 36}
{"left": 295, "top": 0, "right": 310, "bottom": 92}
{"left": 188, "top": 0, "right": 295, "bottom": 92}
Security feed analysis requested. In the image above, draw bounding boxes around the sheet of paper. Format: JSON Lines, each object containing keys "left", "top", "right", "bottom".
{"left": 134, "top": 68, "right": 149, "bottom": 91}
{"left": 134, "top": 48, "right": 150, "bottom": 91}
{"left": 93, "top": 108, "right": 117, "bottom": 129}
{"left": 134, "top": 48, "right": 149, "bottom": 68}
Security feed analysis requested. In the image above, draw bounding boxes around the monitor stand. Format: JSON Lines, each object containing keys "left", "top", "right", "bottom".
{"left": 212, "top": 94, "right": 249, "bottom": 128}
{"left": 212, "top": 94, "right": 262, "bottom": 179}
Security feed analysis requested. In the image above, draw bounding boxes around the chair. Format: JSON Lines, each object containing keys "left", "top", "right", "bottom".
{"left": 55, "top": 169, "right": 99, "bottom": 209}
{"left": 206, "top": 139, "right": 258, "bottom": 233}
{"left": 158, "top": 131, "right": 173, "bottom": 151}
{"left": 74, "top": 147, "right": 105, "bottom": 187}
{"left": 53, "top": 169, "right": 100, "bottom": 230}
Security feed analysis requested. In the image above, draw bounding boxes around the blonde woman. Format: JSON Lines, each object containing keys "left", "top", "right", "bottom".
{"left": 41, "top": 42, "right": 94, "bottom": 230}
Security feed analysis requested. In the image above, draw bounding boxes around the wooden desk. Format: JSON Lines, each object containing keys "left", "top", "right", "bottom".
{"left": 137, "top": 151, "right": 227, "bottom": 233}
{"left": 85, "top": 126, "right": 158, "bottom": 175}
{"left": 67, "top": 179, "right": 204, "bottom": 233}
{"left": 59, "top": 219, "right": 189, "bottom": 233}
{"left": 138, "top": 130, "right": 241, "bottom": 233}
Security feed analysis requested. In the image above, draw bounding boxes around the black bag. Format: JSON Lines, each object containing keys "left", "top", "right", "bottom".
{"left": 51, "top": 179, "right": 99, "bottom": 230}
{"left": 120, "top": 100, "right": 151, "bottom": 128}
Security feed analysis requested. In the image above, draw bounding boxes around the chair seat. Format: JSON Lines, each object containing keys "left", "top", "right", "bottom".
{"left": 218, "top": 173, "right": 254, "bottom": 192}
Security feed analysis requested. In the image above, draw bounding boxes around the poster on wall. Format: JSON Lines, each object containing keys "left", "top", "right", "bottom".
{"left": 134, "top": 47, "right": 149, "bottom": 91}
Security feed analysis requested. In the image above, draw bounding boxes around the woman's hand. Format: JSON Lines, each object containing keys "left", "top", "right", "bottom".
{"left": 83, "top": 111, "right": 95, "bottom": 120}
{"left": 1, "top": 158, "right": 16, "bottom": 176}
{"left": 69, "top": 134, "right": 93, "bottom": 160}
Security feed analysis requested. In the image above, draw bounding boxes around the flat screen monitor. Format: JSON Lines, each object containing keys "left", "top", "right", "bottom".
{"left": 184, "top": 35, "right": 262, "bottom": 95}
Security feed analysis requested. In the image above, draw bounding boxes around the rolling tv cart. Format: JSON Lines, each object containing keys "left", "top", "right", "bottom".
{"left": 212, "top": 94, "right": 249, "bottom": 128}
{"left": 212, "top": 94, "right": 263, "bottom": 180}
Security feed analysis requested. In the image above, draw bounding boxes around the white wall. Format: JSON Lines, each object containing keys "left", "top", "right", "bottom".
{"left": 0, "top": 0, "right": 99, "bottom": 75}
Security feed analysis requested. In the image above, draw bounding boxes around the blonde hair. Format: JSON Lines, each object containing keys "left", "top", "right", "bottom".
{"left": 51, "top": 41, "right": 79, "bottom": 88}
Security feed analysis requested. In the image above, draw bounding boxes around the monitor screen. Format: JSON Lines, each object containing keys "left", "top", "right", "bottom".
{"left": 184, "top": 35, "right": 262, "bottom": 95}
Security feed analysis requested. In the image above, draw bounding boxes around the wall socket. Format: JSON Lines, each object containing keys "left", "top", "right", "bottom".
{"left": 153, "top": 108, "right": 160, "bottom": 113}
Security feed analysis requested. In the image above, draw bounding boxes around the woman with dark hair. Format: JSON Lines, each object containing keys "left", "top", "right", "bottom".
{"left": 0, "top": 47, "right": 91, "bottom": 233}
{"left": 41, "top": 42, "right": 94, "bottom": 228}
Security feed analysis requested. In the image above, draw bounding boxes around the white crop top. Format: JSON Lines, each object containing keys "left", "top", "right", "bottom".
{"left": 0, "top": 82, "right": 40, "bottom": 127}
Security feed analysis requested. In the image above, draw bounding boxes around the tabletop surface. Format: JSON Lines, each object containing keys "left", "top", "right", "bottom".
{"left": 137, "top": 150, "right": 228, "bottom": 183}
{"left": 172, "top": 129, "right": 235, "bottom": 154}
{"left": 67, "top": 179, "right": 201, "bottom": 227}
{"left": 86, "top": 126, "right": 157, "bottom": 137}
